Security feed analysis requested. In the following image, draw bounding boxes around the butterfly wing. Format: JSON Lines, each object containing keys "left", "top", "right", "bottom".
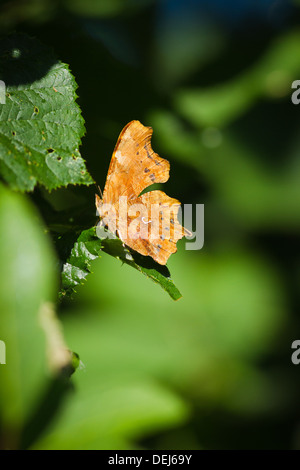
{"left": 98, "top": 120, "right": 189, "bottom": 265}
{"left": 102, "top": 120, "right": 170, "bottom": 204}
{"left": 121, "top": 190, "right": 189, "bottom": 265}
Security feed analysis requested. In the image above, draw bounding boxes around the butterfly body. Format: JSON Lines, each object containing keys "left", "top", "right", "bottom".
{"left": 96, "top": 120, "right": 190, "bottom": 265}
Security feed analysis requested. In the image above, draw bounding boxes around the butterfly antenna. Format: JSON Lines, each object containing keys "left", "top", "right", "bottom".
{"left": 97, "top": 184, "right": 103, "bottom": 199}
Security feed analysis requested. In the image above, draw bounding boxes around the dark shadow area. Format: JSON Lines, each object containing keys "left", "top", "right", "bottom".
{"left": 0, "top": 32, "right": 58, "bottom": 86}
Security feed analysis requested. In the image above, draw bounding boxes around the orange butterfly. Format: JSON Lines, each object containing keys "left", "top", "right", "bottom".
{"left": 95, "top": 120, "right": 190, "bottom": 265}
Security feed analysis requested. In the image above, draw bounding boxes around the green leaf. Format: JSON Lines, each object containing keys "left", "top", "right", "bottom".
{"left": 60, "top": 227, "right": 182, "bottom": 301}
{"left": 32, "top": 378, "right": 188, "bottom": 450}
{"left": 0, "top": 184, "right": 57, "bottom": 448}
{"left": 59, "top": 227, "right": 103, "bottom": 299}
{"left": 0, "top": 33, "right": 94, "bottom": 192}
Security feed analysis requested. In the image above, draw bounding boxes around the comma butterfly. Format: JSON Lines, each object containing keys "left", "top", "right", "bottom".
{"left": 95, "top": 120, "right": 191, "bottom": 265}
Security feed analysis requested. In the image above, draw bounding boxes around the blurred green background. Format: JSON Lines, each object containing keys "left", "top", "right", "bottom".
{"left": 1, "top": 0, "right": 300, "bottom": 449}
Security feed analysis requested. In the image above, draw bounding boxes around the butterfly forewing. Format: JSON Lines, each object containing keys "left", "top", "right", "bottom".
{"left": 102, "top": 121, "right": 170, "bottom": 203}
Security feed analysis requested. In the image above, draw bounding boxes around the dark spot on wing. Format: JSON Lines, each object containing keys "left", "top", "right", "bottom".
{"left": 160, "top": 235, "right": 165, "bottom": 240}
{"left": 149, "top": 173, "right": 156, "bottom": 182}
{"left": 144, "top": 168, "right": 150, "bottom": 173}
{"left": 144, "top": 143, "right": 153, "bottom": 159}
{"left": 170, "top": 218, "right": 174, "bottom": 225}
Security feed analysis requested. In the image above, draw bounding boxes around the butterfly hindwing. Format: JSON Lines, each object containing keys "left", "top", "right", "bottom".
{"left": 120, "top": 190, "right": 186, "bottom": 265}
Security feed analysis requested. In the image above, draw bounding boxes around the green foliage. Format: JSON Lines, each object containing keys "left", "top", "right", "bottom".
{"left": 0, "top": 33, "right": 93, "bottom": 192}
{"left": 0, "top": 184, "right": 60, "bottom": 447}
{"left": 32, "top": 378, "right": 188, "bottom": 450}
{"left": 31, "top": 247, "right": 285, "bottom": 449}
{"left": 60, "top": 227, "right": 182, "bottom": 301}
{"left": 60, "top": 227, "right": 103, "bottom": 298}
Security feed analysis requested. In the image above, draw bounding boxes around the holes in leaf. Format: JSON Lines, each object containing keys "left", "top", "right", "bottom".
{"left": 34, "top": 106, "right": 39, "bottom": 114}
{"left": 57, "top": 156, "right": 62, "bottom": 162}
{"left": 47, "top": 148, "right": 54, "bottom": 153}
{"left": 11, "top": 131, "right": 16, "bottom": 136}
